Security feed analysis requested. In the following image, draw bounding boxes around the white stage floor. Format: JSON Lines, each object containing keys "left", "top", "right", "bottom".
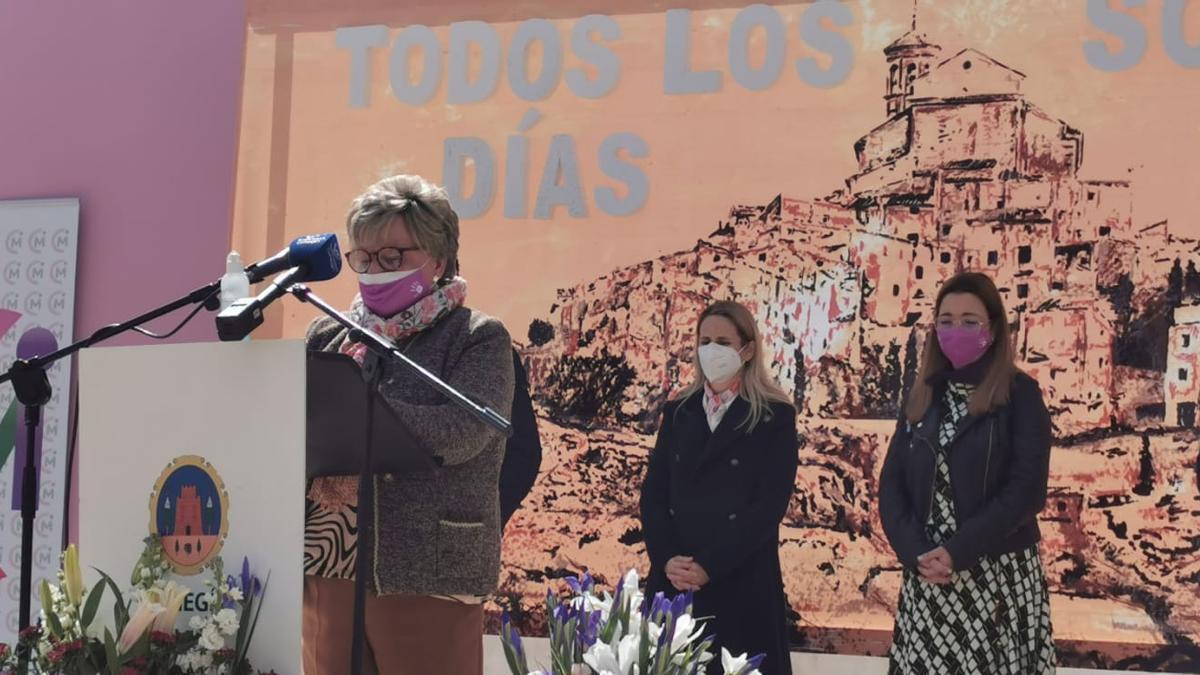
{"left": 481, "top": 635, "right": 1190, "bottom": 675}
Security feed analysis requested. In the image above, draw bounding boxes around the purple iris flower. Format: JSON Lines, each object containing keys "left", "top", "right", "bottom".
{"left": 578, "top": 611, "right": 602, "bottom": 648}
{"left": 670, "top": 592, "right": 691, "bottom": 618}
{"left": 565, "top": 572, "right": 594, "bottom": 595}
{"left": 501, "top": 612, "right": 525, "bottom": 660}
{"left": 240, "top": 557, "right": 252, "bottom": 596}
{"left": 553, "top": 603, "right": 572, "bottom": 626}
{"left": 647, "top": 592, "right": 669, "bottom": 620}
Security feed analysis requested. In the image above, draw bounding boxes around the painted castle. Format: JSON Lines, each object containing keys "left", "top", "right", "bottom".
{"left": 523, "top": 26, "right": 1200, "bottom": 438}
{"left": 501, "top": 26, "right": 1200, "bottom": 670}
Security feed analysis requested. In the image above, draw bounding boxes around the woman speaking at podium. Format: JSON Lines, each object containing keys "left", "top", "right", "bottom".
{"left": 302, "top": 174, "right": 515, "bottom": 674}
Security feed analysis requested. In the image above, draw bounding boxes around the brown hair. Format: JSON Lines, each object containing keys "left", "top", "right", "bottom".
{"left": 905, "top": 272, "right": 1017, "bottom": 423}
{"left": 678, "top": 300, "right": 792, "bottom": 431}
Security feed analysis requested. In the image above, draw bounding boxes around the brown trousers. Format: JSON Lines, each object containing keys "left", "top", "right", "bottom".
{"left": 302, "top": 576, "right": 484, "bottom": 675}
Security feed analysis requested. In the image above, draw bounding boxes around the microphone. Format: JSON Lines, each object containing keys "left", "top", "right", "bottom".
{"left": 216, "top": 235, "right": 343, "bottom": 341}
{"left": 216, "top": 268, "right": 305, "bottom": 342}
{"left": 243, "top": 233, "right": 342, "bottom": 284}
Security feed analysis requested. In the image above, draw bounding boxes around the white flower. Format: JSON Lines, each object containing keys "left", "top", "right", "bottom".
{"left": 189, "top": 615, "right": 207, "bottom": 632}
{"left": 646, "top": 619, "right": 662, "bottom": 644}
{"left": 583, "top": 634, "right": 641, "bottom": 675}
{"left": 627, "top": 613, "right": 646, "bottom": 643}
{"left": 177, "top": 648, "right": 215, "bottom": 674}
{"left": 199, "top": 622, "right": 224, "bottom": 651}
{"left": 667, "top": 614, "right": 706, "bottom": 658}
{"left": 575, "top": 591, "right": 613, "bottom": 620}
{"left": 720, "top": 647, "right": 760, "bottom": 675}
{"left": 227, "top": 587, "right": 244, "bottom": 603}
{"left": 583, "top": 642, "right": 622, "bottom": 675}
{"left": 128, "top": 588, "right": 149, "bottom": 607}
{"left": 619, "top": 569, "right": 644, "bottom": 614}
{"left": 621, "top": 568, "right": 640, "bottom": 593}
{"left": 616, "top": 634, "right": 641, "bottom": 675}
{"left": 215, "top": 608, "right": 239, "bottom": 635}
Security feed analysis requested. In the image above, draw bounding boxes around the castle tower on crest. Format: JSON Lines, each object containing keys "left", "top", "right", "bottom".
{"left": 884, "top": 6, "right": 942, "bottom": 116}
{"left": 174, "top": 485, "right": 203, "bottom": 538}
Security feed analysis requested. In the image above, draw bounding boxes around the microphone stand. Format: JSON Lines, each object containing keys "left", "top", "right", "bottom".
{"left": 0, "top": 281, "right": 222, "bottom": 674}
{"left": 288, "top": 283, "right": 511, "bottom": 675}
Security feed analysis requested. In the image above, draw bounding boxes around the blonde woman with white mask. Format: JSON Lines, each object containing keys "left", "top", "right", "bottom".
{"left": 640, "top": 301, "right": 799, "bottom": 674}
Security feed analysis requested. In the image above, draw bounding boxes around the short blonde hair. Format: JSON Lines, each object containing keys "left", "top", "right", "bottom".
{"left": 346, "top": 174, "right": 460, "bottom": 280}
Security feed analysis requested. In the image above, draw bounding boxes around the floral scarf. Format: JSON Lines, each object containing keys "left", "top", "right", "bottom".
{"left": 338, "top": 277, "right": 468, "bottom": 365}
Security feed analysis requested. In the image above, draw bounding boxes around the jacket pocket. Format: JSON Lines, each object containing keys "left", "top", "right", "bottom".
{"left": 436, "top": 520, "right": 485, "bottom": 580}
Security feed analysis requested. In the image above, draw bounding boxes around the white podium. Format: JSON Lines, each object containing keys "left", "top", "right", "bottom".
{"left": 78, "top": 340, "right": 305, "bottom": 673}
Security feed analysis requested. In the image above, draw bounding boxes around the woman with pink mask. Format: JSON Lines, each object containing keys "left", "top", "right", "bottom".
{"left": 879, "top": 272, "right": 1055, "bottom": 674}
{"left": 302, "top": 175, "right": 514, "bottom": 674}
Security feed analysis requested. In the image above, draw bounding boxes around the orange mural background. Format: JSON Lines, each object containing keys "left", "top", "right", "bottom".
{"left": 233, "top": 1, "right": 1200, "bottom": 669}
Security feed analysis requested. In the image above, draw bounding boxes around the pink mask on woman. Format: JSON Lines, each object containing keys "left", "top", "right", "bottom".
{"left": 358, "top": 263, "right": 433, "bottom": 317}
{"left": 936, "top": 326, "right": 994, "bottom": 369}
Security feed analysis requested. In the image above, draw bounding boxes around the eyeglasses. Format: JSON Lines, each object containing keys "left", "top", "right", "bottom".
{"left": 344, "top": 246, "right": 421, "bottom": 273}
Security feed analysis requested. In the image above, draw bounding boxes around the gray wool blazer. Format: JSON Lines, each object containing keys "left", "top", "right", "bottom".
{"left": 307, "top": 306, "right": 515, "bottom": 596}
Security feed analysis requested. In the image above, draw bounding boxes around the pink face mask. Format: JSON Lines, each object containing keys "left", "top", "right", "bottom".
{"left": 937, "top": 325, "right": 994, "bottom": 370}
{"left": 358, "top": 263, "right": 433, "bottom": 317}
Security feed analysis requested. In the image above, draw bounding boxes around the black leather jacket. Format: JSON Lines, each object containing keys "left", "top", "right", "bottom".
{"left": 879, "top": 368, "right": 1052, "bottom": 572}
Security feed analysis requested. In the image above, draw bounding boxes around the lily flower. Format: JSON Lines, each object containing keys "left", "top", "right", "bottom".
{"left": 118, "top": 602, "right": 165, "bottom": 654}
{"left": 62, "top": 545, "right": 84, "bottom": 607}
{"left": 149, "top": 581, "right": 189, "bottom": 632}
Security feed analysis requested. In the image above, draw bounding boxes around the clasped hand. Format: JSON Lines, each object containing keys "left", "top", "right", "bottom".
{"left": 665, "top": 556, "right": 710, "bottom": 592}
{"left": 917, "top": 547, "right": 954, "bottom": 585}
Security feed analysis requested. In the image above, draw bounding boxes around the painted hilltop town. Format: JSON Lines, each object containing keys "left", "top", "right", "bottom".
{"left": 494, "top": 24, "right": 1200, "bottom": 671}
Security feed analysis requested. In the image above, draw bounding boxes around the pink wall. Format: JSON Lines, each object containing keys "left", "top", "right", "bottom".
{"left": 0, "top": 0, "right": 248, "bottom": 544}
{"left": 0, "top": 0, "right": 247, "bottom": 344}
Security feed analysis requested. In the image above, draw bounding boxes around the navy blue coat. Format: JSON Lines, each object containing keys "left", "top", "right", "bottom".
{"left": 641, "top": 394, "right": 798, "bottom": 675}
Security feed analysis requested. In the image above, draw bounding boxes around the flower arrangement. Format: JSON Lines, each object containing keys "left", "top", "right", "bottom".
{"left": 499, "top": 570, "right": 764, "bottom": 675}
{"left": 0, "top": 537, "right": 273, "bottom": 675}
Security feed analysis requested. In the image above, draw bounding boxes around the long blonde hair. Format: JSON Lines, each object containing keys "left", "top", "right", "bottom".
{"left": 677, "top": 301, "right": 792, "bottom": 431}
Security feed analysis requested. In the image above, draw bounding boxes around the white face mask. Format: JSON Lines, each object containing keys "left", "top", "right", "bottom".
{"left": 698, "top": 342, "right": 746, "bottom": 385}
{"left": 356, "top": 261, "right": 429, "bottom": 286}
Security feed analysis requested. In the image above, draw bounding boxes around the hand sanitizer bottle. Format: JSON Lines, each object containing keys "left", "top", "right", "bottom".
{"left": 219, "top": 252, "right": 252, "bottom": 339}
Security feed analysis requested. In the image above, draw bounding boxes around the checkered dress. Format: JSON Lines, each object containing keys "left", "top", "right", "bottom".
{"left": 888, "top": 382, "right": 1055, "bottom": 675}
